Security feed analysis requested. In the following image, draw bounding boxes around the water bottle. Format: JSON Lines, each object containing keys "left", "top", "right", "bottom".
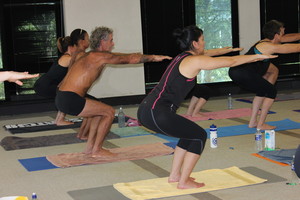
{"left": 254, "top": 129, "right": 263, "bottom": 151}
{"left": 210, "top": 124, "right": 217, "bottom": 148}
{"left": 118, "top": 107, "right": 125, "bottom": 128}
{"left": 228, "top": 93, "right": 233, "bottom": 109}
{"left": 31, "top": 193, "right": 37, "bottom": 200}
{"left": 287, "top": 155, "right": 299, "bottom": 185}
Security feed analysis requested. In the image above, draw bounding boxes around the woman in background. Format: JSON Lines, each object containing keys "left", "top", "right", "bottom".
{"left": 229, "top": 20, "right": 300, "bottom": 130}
{"left": 34, "top": 29, "right": 90, "bottom": 125}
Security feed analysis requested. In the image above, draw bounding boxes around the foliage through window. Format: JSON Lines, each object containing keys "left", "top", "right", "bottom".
{"left": 0, "top": 0, "right": 63, "bottom": 101}
{"left": 195, "top": 0, "right": 234, "bottom": 83}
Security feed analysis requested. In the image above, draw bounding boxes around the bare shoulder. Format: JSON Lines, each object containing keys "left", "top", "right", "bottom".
{"left": 58, "top": 54, "right": 72, "bottom": 67}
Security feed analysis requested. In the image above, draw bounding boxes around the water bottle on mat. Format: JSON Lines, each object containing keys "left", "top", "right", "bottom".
{"left": 118, "top": 107, "right": 126, "bottom": 128}
{"left": 228, "top": 93, "right": 233, "bottom": 109}
{"left": 254, "top": 129, "right": 263, "bottom": 151}
{"left": 210, "top": 124, "right": 217, "bottom": 148}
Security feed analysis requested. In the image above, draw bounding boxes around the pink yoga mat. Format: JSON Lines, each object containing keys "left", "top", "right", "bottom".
{"left": 46, "top": 142, "right": 174, "bottom": 168}
{"left": 181, "top": 108, "right": 252, "bottom": 122}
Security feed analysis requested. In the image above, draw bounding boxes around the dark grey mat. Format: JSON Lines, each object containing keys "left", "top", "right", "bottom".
{"left": 3, "top": 116, "right": 132, "bottom": 134}
{"left": 68, "top": 166, "right": 285, "bottom": 200}
{"left": 0, "top": 132, "right": 120, "bottom": 151}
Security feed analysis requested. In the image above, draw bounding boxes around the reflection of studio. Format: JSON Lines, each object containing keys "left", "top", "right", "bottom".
{"left": 0, "top": 0, "right": 299, "bottom": 200}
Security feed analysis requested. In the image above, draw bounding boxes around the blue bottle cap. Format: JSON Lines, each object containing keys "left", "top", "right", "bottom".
{"left": 210, "top": 124, "right": 217, "bottom": 128}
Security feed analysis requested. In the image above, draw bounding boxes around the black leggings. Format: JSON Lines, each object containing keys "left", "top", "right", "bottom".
{"left": 138, "top": 103, "right": 207, "bottom": 155}
{"left": 229, "top": 68, "right": 277, "bottom": 99}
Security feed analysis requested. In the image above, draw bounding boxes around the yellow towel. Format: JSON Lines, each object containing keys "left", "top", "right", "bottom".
{"left": 113, "top": 166, "right": 267, "bottom": 200}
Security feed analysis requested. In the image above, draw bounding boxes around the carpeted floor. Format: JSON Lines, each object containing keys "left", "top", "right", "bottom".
{"left": 0, "top": 91, "right": 300, "bottom": 200}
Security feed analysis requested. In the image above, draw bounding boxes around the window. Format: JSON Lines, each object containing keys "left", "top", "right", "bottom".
{"left": 0, "top": 0, "right": 63, "bottom": 101}
{"left": 195, "top": 0, "right": 238, "bottom": 83}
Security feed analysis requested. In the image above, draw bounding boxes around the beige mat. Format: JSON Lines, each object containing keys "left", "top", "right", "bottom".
{"left": 113, "top": 166, "right": 267, "bottom": 200}
{"left": 46, "top": 142, "right": 174, "bottom": 168}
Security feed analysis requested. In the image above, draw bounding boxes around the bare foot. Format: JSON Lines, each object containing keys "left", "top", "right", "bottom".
{"left": 248, "top": 121, "right": 257, "bottom": 128}
{"left": 168, "top": 176, "right": 195, "bottom": 183}
{"left": 76, "top": 133, "right": 88, "bottom": 140}
{"left": 257, "top": 124, "right": 276, "bottom": 130}
{"left": 56, "top": 120, "right": 74, "bottom": 126}
{"left": 177, "top": 180, "right": 205, "bottom": 189}
{"left": 91, "top": 149, "right": 117, "bottom": 158}
{"left": 191, "top": 113, "right": 205, "bottom": 118}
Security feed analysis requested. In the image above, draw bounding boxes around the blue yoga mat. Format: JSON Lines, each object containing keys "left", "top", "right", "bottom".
{"left": 204, "top": 118, "right": 300, "bottom": 138}
{"left": 18, "top": 142, "right": 175, "bottom": 172}
{"left": 258, "top": 149, "right": 296, "bottom": 165}
{"left": 19, "top": 157, "right": 59, "bottom": 171}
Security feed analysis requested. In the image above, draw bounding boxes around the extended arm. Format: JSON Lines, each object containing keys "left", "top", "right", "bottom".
{"left": 204, "top": 47, "right": 243, "bottom": 56}
{"left": 0, "top": 71, "right": 39, "bottom": 85}
{"left": 180, "top": 54, "right": 278, "bottom": 78}
{"left": 280, "top": 33, "right": 300, "bottom": 43}
{"left": 91, "top": 51, "right": 172, "bottom": 65}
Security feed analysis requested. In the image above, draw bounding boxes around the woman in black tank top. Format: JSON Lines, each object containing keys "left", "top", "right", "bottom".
{"left": 229, "top": 20, "right": 300, "bottom": 130}
{"left": 34, "top": 29, "right": 90, "bottom": 126}
{"left": 137, "top": 25, "right": 276, "bottom": 189}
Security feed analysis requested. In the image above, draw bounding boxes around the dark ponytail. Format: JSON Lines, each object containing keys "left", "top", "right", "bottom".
{"left": 57, "top": 36, "right": 72, "bottom": 53}
{"left": 173, "top": 25, "right": 203, "bottom": 51}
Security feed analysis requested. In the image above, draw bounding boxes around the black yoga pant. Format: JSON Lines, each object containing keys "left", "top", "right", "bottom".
{"left": 137, "top": 104, "right": 207, "bottom": 155}
{"left": 229, "top": 69, "right": 277, "bottom": 99}
{"left": 185, "top": 84, "right": 210, "bottom": 100}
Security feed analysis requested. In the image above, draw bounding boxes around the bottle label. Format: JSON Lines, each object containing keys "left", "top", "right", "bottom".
{"left": 255, "top": 134, "right": 262, "bottom": 141}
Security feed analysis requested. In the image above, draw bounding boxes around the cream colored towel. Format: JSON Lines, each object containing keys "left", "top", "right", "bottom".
{"left": 113, "top": 166, "right": 267, "bottom": 200}
{"left": 46, "top": 142, "right": 174, "bottom": 168}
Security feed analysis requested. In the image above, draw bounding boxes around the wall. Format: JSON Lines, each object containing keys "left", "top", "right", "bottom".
{"left": 63, "top": 0, "right": 145, "bottom": 98}
{"left": 238, "top": 0, "right": 261, "bottom": 54}
{"left": 63, "top": 0, "right": 261, "bottom": 98}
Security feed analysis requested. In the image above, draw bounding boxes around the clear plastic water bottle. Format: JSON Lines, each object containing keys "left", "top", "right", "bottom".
{"left": 228, "top": 93, "right": 233, "bottom": 109}
{"left": 287, "top": 155, "right": 299, "bottom": 185}
{"left": 31, "top": 193, "right": 37, "bottom": 200}
{"left": 254, "top": 129, "right": 263, "bottom": 151}
{"left": 210, "top": 124, "right": 217, "bottom": 148}
{"left": 118, "top": 107, "right": 125, "bottom": 128}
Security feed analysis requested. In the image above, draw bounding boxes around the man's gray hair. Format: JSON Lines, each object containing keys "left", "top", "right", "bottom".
{"left": 90, "top": 26, "right": 113, "bottom": 50}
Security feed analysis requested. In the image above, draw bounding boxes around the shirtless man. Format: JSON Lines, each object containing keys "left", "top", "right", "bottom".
{"left": 55, "top": 26, "right": 171, "bottom": 157}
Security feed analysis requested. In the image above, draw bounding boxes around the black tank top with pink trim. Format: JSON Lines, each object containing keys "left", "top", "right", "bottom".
{"left": 144, "top": 52, "right": 196, "bottom": 110}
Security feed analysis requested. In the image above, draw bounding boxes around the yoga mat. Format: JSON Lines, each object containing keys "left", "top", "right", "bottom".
{"left": 0, "top": 132, "right": 119, "bottom": 151}
{"left": 19, "top": 157, "right": 59, "bottom": 171}
{"left": 204, "top": 118, "right": 300, "bottom": 138}
{"left": 19, "top": 142, "right": 175, "bottom": 171}
{"left": 236, "top": 92, "right": 300, "bottom": 103}
{"left": 111, "top": 126, "right": 152, "bottom": 138}
{"left": 46, "top": 143, "right": 174, "bottom": 168}
{"left": 4, "top": 116, "right": 133, "bottom": 134}
{"left": 181, "top": 108, "right": 253, "bottom": 121}
{"left": 113, "top": 166, "right": 267, "bottom": 200}
{"left": 252, "top": 149, "right": 296, "bottom": 166}
{"left": 293, "top": 109, "right": 300, "bottom": 113}
{"left": 68, "top": 167, "right": 286, "bottom": 200}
